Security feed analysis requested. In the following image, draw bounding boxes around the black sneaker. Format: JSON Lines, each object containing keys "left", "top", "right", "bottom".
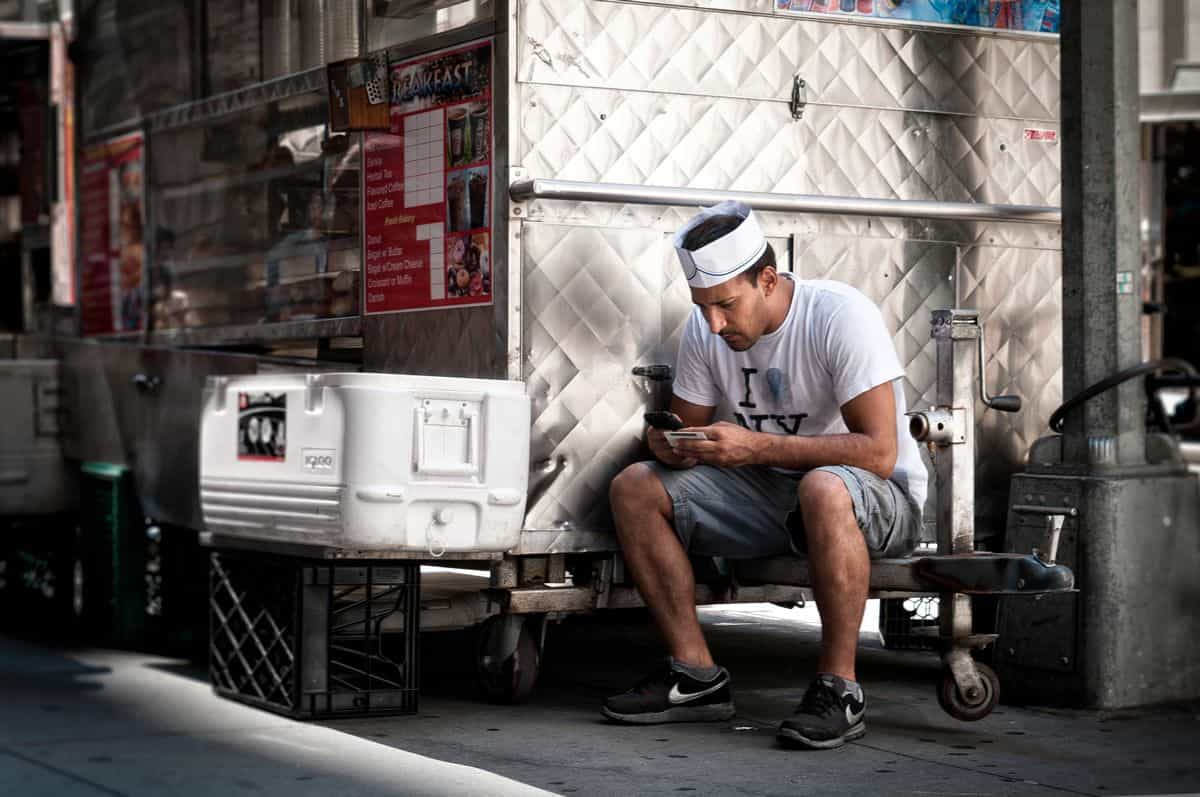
{"left": 777, "top": 674, "right": 866, "bottom": 749}
{"left": 602, "top": 660, "right": 735, "bottom": 724}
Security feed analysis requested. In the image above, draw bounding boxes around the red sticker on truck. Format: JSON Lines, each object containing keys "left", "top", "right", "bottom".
{"left": 1023, "top": 128, "right": 1059, "bottom": 143}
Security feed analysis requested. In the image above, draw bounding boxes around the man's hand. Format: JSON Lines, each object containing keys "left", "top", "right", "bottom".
{"left": 671, "top": 421, "right": 764, "bottom": 468}
{"left": 647, "top": 426, "right": 698, "bottom": 469}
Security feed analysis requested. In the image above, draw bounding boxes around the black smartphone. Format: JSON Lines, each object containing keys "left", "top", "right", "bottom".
{"left": 644, "top": 411, "right": 685, "bottom": 431}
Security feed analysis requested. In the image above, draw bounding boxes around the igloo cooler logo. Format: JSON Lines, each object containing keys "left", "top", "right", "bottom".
{"left": 302, "top": 448, "right": 337, "bottom": 473}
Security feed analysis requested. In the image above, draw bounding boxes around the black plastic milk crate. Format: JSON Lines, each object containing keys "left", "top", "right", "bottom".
{"left": 209, "top": 551, "right": 420, "bottom": 719}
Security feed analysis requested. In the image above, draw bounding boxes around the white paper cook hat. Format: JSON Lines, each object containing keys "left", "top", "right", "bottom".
{"left": 673, "top": 201, "right": 767, "bottom": 289}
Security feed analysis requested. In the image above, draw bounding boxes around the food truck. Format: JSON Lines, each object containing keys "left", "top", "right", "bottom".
{"left": 11, "top": 0, "right": 1102, "bottom": 719}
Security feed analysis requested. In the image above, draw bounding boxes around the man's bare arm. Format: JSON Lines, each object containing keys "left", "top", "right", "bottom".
{"left": 672, "top": 395, "right": 717, "bottom": 429}
{"left": 673, "top": 381, "right": 899, "bottom": 480}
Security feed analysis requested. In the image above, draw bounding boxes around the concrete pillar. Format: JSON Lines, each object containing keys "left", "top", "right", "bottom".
{"left": 1162, "top": 1, "right": 1189, "bottom": 84}
{"left": 1140, "top": 0, "right": 1166, "bottom": 92}
{"left": 1188, "top": 0, "right": 1200, "bottom": 68}
{"left": 1060, "top": 0, "right": 1146, "bottom": 466}
{"left": 1003, "top": 0, "right": 1200, "bottom": 711}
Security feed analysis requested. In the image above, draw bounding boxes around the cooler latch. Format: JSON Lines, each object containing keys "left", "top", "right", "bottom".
{"left": 414, "top": 398, "right": 481, "bottom": 477}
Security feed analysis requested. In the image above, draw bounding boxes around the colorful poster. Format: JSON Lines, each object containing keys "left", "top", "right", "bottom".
{"left": 776, "top": 0, "right": 1060, "bottom": 33}
{"left": 79, "top": 131, "right": 145, "bottom": 335}
{"left": 363, "top": 40, "right": 493, "bottom": 315}
{"left": 51, "top": 23, "right": 77, "bottom": 307}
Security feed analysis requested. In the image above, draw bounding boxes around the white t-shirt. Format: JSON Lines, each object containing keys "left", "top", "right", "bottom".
{"left": 672, "top": 275, "right": 927, "bottom": 509}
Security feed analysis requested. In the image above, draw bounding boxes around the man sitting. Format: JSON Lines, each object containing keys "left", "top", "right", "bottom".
{"left": 603, "top": 202, "right": 926, "bottom": 750}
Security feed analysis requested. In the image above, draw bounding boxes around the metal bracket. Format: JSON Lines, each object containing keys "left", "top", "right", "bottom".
{"left": 34, "top": 377, "right": 62, "bottom": 437}
{"left": 1012, "top": 505, "right": 1074, "bottom": 565}
{"left": 592, "top": 557, "right": 614, "bottom": 610}
{"left": 1038, "top": 515, "right": 1066, "bottom": 564}
{"left": 632, "top": 364, "right": 673, "bottom": 381}
{"left": 908, "top": 407, "right": 967, "bottom": 445}
{"left": 944, "top": 646, "right": 985, "bottom": 701}
{"left": 789, "top": 74, "right": 807, "bottom": 120}
{"left": 491, "top": 557, "right": 519, "bottom": 589}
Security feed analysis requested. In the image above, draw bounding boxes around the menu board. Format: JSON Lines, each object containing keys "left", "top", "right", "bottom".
{"left": 80, "top": 131, "right": 145, "bottom": 335}
{"left": 776, "top": 0, "right": 1060, "bottom": 33}
{"left": 363, "top": 40, "right": 493, "bottom": 315}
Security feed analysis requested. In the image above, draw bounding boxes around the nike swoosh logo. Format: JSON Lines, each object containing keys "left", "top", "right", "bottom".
{"left": 668, "top": 678, "right": 727, "bottom": 705}
{"left": 845, "top": 704, "right": 864, "bottom": 724}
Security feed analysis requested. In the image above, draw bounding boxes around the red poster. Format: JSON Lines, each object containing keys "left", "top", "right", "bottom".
{"left": 363, "top": 40, "right": 493, "bottom": 315}
{"left": 80, "top": 131, "right": 145, "bottom": 335}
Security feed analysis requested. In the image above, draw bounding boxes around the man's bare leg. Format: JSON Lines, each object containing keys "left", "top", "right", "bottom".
{"left": 609, "top": 463, "right": 714, "bottom": 668}
{"left": 798, "top": 470, "right": 870, "bottom": 682}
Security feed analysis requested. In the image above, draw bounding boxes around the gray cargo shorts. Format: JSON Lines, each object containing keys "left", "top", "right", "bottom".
{"left": 644, "top": 462, "right": 922, "bottom": 560}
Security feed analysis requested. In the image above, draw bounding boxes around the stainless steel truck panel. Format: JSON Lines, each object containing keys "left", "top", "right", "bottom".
{"left": 505, "top": 0, "right": 1062, "bottom": 541}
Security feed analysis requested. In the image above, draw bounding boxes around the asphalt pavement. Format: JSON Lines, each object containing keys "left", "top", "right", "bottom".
{"left": 2, "top": 600, "right": 1199, "bottom": 796}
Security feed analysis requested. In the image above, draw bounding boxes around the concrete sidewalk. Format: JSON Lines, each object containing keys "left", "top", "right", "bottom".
{"left": 0, "top": 636, "right": 551, "bottom": 796}
{"left": 339, "top": 604, "right": 1200, "bottom": 796}
{"left": 2, "top": 603, "right": 1199, "bottom": 796}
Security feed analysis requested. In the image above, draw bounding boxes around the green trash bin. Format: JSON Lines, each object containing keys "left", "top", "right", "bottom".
{"left": 79, "top": 462, "right": 147, "bottom": 648}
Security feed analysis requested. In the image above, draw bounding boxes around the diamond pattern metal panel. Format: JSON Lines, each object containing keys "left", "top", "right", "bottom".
{"left": 809, "top": 214, "right": 1062, "bottom": 252}
{"left": 517, "top": 85, "right": 1060, "bottom": 207}
{"left": 795, "top": 237, "right": 953, "bottom": 533}
{"left": 523, "top": 224, "right": 668, "bottom": 531}
{"left": 795, "top": 237, "right": 955, "bottom": 412}
{"left": 518, "top": 0, "right": 1060, "bottom": 121}
{"left": 958, "top": 244, "right": 1063, "bottom": 539}
{"left": 512, "top": 0, "right": 1063, "bottom": 538}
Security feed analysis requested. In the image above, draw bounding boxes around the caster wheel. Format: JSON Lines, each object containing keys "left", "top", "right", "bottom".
{"left": 475, "top": 616, "right": 540, "bottom": 704}
{"left": 937, "top": 662, "right": 1000, "bottom": 722}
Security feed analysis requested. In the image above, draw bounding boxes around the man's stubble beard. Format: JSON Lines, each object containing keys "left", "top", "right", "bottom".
{"left": 721, "top": 334, "right": 755, "bottom": 352}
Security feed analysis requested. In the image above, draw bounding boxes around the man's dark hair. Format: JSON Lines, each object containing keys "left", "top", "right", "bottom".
{"left": 681, "top": 214, "right": 776, "bottom": 286}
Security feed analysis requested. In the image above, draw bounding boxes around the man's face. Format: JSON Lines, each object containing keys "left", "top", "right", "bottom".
{"left": 690, "top": 268, "right": 774, "bottom": 351}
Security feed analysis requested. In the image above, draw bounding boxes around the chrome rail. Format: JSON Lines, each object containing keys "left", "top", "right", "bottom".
{"left": 0, "top": 22, "right": 51, "bottom": 39}
{"left": 509, "top": 178, "right": 1062, "bottom": 225}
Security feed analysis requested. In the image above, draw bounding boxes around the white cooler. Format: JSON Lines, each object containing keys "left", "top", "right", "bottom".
{"left": 199, "top": 373, "right": 531, "bottom": 553}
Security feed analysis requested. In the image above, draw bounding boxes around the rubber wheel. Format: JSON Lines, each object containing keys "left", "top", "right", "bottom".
{"left": 937, "top": 662, "right": 1000, "bottom": 722}
{"left": 475, "top": 616, "right": 540, "bottom": 704}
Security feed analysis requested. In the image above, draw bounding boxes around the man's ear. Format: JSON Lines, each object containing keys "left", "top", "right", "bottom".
{"left": 760, "top": 265, "right": 779, "bottom": 296}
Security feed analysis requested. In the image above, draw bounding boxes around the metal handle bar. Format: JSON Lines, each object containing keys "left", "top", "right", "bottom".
{"left": 1011, "top": 504, "right": 1078, "bottom": 517}
{"left": 1049, "top": 358, "right": 1199, "bottom": 433}
{"left": 509, "top": 179, "right": 1062, "bottom": 225}
{"left": 977, "top": 325, "right": 1023, "bottom": 413}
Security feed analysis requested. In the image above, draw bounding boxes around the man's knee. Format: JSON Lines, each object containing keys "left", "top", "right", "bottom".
{"left": 797, "top": 470, "right": 854, "bottom": 533}
{"left": 610, "top": 462, "right": 673, "bottom": 522}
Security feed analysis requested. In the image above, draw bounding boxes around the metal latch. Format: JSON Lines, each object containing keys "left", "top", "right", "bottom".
{"left": 789, "top": 73, "right": 807, "bottom": 120}
{"left": 414, "top": 399, "right": 480, "bottom": 477}
{"left": 1012, "top": 505, "right": 1077, "bottom": 565}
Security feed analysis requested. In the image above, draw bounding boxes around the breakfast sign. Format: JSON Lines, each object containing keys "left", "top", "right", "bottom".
{"left": 362, "top": 40, "right": 493, "bottom": 315}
